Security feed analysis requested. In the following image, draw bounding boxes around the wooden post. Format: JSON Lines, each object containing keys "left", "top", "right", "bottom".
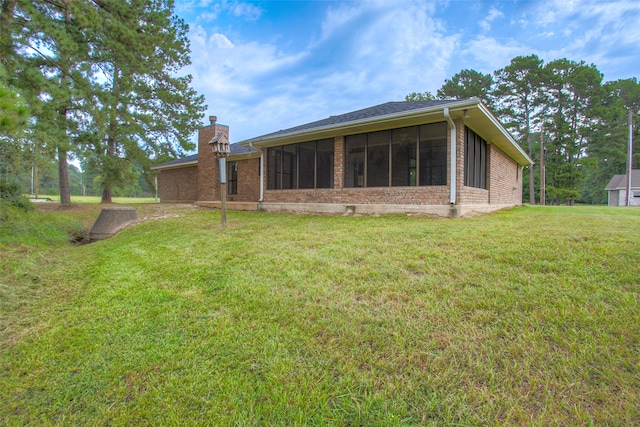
{"left": 219, "top": 157, "right": 227, "bottom": 227}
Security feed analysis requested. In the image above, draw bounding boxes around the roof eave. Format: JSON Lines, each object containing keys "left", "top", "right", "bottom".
{"left": 151, "top": 160, "right": 198, "bottom": 171}
{"left": 238, "top": 98, "right": 533, "bottom": 166}
{"left": 238, "top": 99, "right": 483, "bottom": 148}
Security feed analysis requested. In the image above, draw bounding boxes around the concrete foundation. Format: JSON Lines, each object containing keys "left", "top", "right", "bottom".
{"left": 90, "top": 206, "right": 138, "bottom": 241}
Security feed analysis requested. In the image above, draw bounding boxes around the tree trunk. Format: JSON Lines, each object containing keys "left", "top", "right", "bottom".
{"left": 528, "top": 166, "right": 535, "bottom": 205}
{"left": 0, "top": 0, "right": 17, "bottom": 66}
{"left": 100, "top": 134, "right": 116, "bottom": 204}
{"left": 58, "top": 147, "right": 71, "bottom": 204}
{"left": 101, "top": 187, "right": 112, "bottom": 203}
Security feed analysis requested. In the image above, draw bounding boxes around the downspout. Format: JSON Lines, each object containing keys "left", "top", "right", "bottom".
{"left": 250, "top": 142, "right": 264, "bottom": 202}
{"left": 443, "top": 108, "right": 457, "bottom": 205}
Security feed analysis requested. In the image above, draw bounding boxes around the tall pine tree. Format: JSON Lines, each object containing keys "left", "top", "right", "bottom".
{"left": 86, "top": 0, "right": 205, "bottom": 203}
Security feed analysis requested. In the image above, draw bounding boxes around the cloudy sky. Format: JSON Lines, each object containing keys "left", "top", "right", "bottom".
{"left": 175, "top": 0, "right": 640, "bottom": 143}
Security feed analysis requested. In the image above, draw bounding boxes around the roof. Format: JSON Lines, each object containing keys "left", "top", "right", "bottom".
{"left": 604, "top": 170, "right": 640, "bottom": 190}
{"left": 151, "top": 144, "right": 259, "bottom": 170}
{"left": 253, "top": 100, "right": 462, "bottom": 140}
{"left": 238, "top": 99, "right": 533, "bottom": 166}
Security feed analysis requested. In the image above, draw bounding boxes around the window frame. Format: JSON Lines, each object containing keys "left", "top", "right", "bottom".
{"left": 267, "top": 139, "right": 335, "bottom": 190}
{"left": 227, "top": 161, "right": 238, "bottom": 195}
{"left": 464, "top": 127, "right": 487, "bottom": 189}
{"left": 344, "top": 122, "right": 448, "bottom": 188}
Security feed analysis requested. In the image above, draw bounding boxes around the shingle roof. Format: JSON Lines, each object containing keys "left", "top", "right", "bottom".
{"left": 152, "top": 153, "right": 198, "bottom": 169}
{"left": 255, "top": 100, "right": 464, "bottom": 140}
{"left": 151, "top": 144, "right": 258, "bottom": 170}
{"left": 605, "top": 170, "right": 640, "bottom": 190}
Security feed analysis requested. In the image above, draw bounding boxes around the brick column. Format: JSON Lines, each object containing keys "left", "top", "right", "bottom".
{"left": 197, "top": 116, "right": 229, "bottom": 202}
{"left": 333, "top": 136, "right": 344, "bottom": 190}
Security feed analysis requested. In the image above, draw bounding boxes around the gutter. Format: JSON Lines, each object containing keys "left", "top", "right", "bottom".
{"left": 443, "top": 107, "right": 457, "bottom": 205}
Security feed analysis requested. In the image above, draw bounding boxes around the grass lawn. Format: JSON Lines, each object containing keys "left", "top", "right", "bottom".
{"left": 1, "top": 204, "right": 639, "bottom": 425}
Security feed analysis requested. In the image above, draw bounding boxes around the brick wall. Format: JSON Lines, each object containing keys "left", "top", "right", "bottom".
{"left": 158, "top": 166, "right": 198, "bottom": 202}
{"left": 265, "top": 186, "right": 450, "bottom": 205}
{"left": 228, "top": 158, "right": 261, "bottom": 202}
{"left": 488, "top": 144, "right": 522, "bottom": 204}
{"left": 457, "top": 124, "right": 522, "bottom": 206}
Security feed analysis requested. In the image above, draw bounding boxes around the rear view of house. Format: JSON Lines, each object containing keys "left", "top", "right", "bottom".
{"left": 153, "top": 99, "right": 533, "bottom": 217}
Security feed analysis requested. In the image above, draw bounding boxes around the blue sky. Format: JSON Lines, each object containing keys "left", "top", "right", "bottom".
{"left": 175, "top": 0, "right": 640, "bottom": 143}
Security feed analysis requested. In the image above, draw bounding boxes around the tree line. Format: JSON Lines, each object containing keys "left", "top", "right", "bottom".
{"left": 1, "top": 0, "right": 205, "bottom": 203}
{"left": 407, "top": 56, "right": 640, "bottom": 205}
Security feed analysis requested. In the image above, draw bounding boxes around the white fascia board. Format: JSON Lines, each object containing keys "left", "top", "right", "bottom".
{"left": 476, "top": 103, "right": 533, "bottom": 165}
{"left": 151, "top": 160, "right": 198, "bottom": 170}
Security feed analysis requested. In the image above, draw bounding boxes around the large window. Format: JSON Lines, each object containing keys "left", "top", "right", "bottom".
{"left": 367, "top": 131, "right": 390, "bottom": 187}
{"left": 345, "top": 134, "right": 365, "bottom": 187}
{"left": 464, "top": 127, "right": 487, "bottom": 189}
{"left": 419, "top": 123, "right": 447, "bottom": 186}
{"left": 344, "top": 122, "right": 447, "bottom": 188}
{"left": 267, "top": 139, "right": 334, "bottom": 190}
{"left": 227, "top": 161, "right": 238, "bottom": 195}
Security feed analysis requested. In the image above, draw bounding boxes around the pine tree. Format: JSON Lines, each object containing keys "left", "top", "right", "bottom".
{"left": 493, "top": 55, "right": 545, "bottom": 205}
{"left": 85, "top": 0, "right": 205, "bottom": 203}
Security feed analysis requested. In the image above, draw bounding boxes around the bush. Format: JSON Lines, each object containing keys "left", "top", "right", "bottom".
{"left": 0, "top": 180, "right": 33, "bottom": 212}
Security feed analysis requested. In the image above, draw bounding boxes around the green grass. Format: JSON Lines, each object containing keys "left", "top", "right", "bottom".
{"left": 1, "top": 204, "right": 639, "bottom": 425}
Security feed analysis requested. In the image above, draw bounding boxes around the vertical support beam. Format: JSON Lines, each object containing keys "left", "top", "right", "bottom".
{"left": 443, "top": 108, "right": 457, "bottom": 205}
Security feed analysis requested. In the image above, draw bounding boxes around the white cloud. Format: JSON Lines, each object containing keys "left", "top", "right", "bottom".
{"left": 480, "top": 7, "right": 505, "bottom": 32}
{"left": 461, "top": 35, "right": 531, "bottom": 72}
{"left": 230, "top": 2, "right": 262, "bottom": 20}
{"left": 183, "top": 1, "right": 465, "bottom": 141}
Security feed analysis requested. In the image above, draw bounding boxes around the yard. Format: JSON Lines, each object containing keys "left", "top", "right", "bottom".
{"left": 1, "top": 204, "right": 638, "bottom": 425}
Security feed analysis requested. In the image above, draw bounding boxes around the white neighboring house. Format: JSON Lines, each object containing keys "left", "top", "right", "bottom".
{"left": 605, "top": 169, "right": 640, "bottom": 206}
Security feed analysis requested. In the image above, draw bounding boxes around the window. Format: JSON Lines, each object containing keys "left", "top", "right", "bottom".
{"left": 419, "top": 123, "right": 447, "bottom": 185}
{"left": 345, "top": 134, "right": 366, "bottom": 187}
{"left": 392, "top": 127, "right": 417, "bottom": 186}
{"left": 464, "top": 127, "right": 487, "bottom": 189}
{"left": 316, "top": 139, "right": 334, "bottom": 188}
{"left": 227, "top": 161, "right": 238, "bottom": 195}
{"left": 267, "top": 146, "right": 281, "bottom": 190}
{"left": 345, "top": 123, "right": 447, "bottom": 188}
{"left": 267, "top": 139, "right": 335, "bottom": 190}
{"left": 367, "top": 131, "right": 390, "bottom": 187}
{"left": 298, "top": 141, "right": 315, "bottom": 189}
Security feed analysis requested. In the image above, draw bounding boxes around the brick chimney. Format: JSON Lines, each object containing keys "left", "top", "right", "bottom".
{"left": 198, "top": 115, "right": 230, "bottom": 202}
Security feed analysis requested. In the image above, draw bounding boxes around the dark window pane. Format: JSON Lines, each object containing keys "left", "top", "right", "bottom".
{"left": 267, "top": 147, "right": 281, "bottom": 190}
{"left": 299, "top": 141, "right": 315, "bottom": 189}
{"left": 316, "top": 138, "right": 334, "bottom": 188}
{"left": 367, "top": 130, "right": 390, "bottom": 187}
{"left": 392, "top": 126, "right": 417, "bottom": 186}
{"left": 345, "top": 134, "right": 365, "bottom": 187}
{"left": 282, "top": 144, "right": 297, "bottom": 189}
{"left": 464, "top": 127, "right": 487, "bottom": 189}
{"left": 227, "top": 161, "right": 238, "bottom": 195}
{"left": 419, "top": 122, "right": 447, "bottom": 185}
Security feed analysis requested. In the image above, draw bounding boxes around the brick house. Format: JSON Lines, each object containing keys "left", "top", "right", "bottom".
{"left": 153, "top": 99, "right": 533, "bottom": 217}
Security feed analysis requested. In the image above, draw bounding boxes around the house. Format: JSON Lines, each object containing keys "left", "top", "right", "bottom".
{"left": 152, "top": 99, "right": 533, "bottom": 217}
{"left": 604, "top": 170, "right": 640, "bottom": 206}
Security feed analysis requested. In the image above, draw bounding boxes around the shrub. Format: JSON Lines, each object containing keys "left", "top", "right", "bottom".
{"left": 0, "top": 180, "right": 33, "bottom": 212}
